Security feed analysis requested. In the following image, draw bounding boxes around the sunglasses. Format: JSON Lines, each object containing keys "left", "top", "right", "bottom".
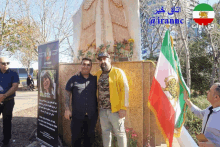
{"left": 0, "top": 62, "right": 10, "bottom": 66}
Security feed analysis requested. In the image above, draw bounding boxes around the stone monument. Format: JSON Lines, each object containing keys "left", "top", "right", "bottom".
{"left": 72, "top": 0, "right": 141, "bottom": 62}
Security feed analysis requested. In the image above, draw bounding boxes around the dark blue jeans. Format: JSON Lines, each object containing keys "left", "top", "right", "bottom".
{"left": 0, "top": 98, "right": 15, "bottom": 141}
{"left": 71, "top": 114, "right": 97, "bottom": 147}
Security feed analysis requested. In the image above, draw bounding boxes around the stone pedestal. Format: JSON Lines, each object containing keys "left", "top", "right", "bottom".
{"left": 58, "top": 61, "right": 166, "bottom": 146}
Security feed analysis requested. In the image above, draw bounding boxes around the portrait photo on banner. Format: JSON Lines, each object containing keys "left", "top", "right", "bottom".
{"left": 40, "top": 70, "right": 56, "bottom": 99}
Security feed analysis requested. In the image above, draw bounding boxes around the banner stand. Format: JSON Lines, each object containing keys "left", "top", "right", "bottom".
{"left": 29, "top": 129, "right": 64, "bottom": 147}
{"left": 37, "top": 40, "right": 59, "bottom": 147}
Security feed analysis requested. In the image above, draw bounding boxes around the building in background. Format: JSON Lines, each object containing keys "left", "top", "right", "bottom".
{"left": 10, "top": 68, "right": 34, "bottom": 80}
{"left": 186, "top": 0, "right": 200, "bottom": 38}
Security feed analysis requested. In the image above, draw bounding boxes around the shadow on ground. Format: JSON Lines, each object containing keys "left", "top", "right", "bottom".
{"left": 0, "top": 105, "right": 103, "bottom": 147}
{"left": 0, "top": 116, "right": 37, "bottom": 147}
{"left": 17, "top": 87, "right": 38, "bottom": 92}
{"left": 0, "top": 106, "right": 37, "bottom": 147}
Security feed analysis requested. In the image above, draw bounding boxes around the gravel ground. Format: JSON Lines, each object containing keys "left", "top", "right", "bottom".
{"left": 0, "top": 106, "right": 38, "bottom": 147}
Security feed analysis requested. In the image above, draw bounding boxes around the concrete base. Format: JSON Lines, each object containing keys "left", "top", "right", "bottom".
{"left": 26, "top": 141, "right": 40, "bottom": 147}
{"left": 156, "top": 137, "right": 180, "bottom": 147}
{"left": 26, "top": 141, "right": 66, "bottom": 147}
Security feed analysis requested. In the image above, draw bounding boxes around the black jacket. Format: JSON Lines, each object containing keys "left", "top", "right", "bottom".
{"left": 27, "top": 77, "right": 34, "bottom": 86}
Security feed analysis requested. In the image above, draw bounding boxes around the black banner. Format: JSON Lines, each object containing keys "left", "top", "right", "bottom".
{"left": 37, "top": 40, "right": 59, "bottom": 147}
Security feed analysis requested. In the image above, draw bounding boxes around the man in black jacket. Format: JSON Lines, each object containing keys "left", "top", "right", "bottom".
{"left": 64, "top": 58, "right": 98, "bottom": 147}
{"left": 27, "top": 75, "right": 34, "bottom": 91}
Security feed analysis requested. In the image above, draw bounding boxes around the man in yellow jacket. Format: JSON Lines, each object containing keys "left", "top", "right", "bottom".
{"left": 96, "top": 52, "right": 129, "bottom": 147}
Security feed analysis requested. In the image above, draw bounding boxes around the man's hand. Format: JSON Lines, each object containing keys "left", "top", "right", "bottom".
{"left": 64, "top": 109, "right": 72, "bottom": 120}
{"left": 183, "top": 90, "right": 189, "bottom": 101}
{"left": 198, "top": 140, "right": 215, "bottom": 147}
{"left": 118, "top": 109, "right": 126, "bottom": 118}
{"left": 0, "top": 94, "right": 6, "bottom": 103}
{"left": 183, "top": 90, "right": 193, "bottom": 108}
{"left": 0, "top": 94, "right": 3, "bottom": 103}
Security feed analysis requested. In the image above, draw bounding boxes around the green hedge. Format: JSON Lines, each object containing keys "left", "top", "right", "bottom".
{"left": 184, "top": 95, "right": 210, "bottom": 143}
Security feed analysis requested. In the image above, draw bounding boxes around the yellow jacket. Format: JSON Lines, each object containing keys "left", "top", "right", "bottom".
{"left": 96, "top": 66, "right": 129, "bottom": 113}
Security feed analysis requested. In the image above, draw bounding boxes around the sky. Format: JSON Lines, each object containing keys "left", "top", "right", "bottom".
{"left": 199, "top": 0, "right": 219, "bottom": 6}
{"left": 4, "top": 0, "right": 220, "bottom": 70}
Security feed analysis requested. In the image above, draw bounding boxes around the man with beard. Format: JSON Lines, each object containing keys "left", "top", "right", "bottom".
{"left": 96, "top": 52, "right": 129, "bottom": 147}
{"left": 64, "top": 58, "right": 98, "bottom": 147}
{"left": 0, "top": 57, "right": 19, "bottom": 146}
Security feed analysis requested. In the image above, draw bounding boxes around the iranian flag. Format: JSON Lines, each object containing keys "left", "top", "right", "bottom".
{"left": 193, "top": 3, "right": 214, "bottom": 25}
{"left": 148, "top": 30, "right": 190, "bottom": 147}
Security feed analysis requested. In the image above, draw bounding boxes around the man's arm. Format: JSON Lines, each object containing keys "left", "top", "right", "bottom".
{"left": 118, "top": 69, "right": 129, "bottom": 108}
{"left": 0, "top": 83, "right": 19, "bottom": 103}
{"left": 5, "top": 83, "right": 19, "bottom": 97}
{"left": 65, "top": 90, "right": 71, "bottom": 110}
{"left": 183, "top": 91, "right": 193, "bottom": 108}
{"left": 64, "top": 90, "right": 72, "bottom": 120}
{"left": 117, "top": 69, "right": 129, "bottom": 118}
{"left": 64, "top": 76, "right": 74, "bottom": 120}
{"left": 198, "top": 140, "right": 215, "bottom": 147}
{"left": 183, "top": 91, "right": 206, "bottom": 119}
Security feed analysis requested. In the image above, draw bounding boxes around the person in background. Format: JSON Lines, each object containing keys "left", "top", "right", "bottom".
{"left": 0, "top": 57, "right": 19, "bottom": 146}
{"left": 27, "top": 75, "right": 34, "bottom": 91}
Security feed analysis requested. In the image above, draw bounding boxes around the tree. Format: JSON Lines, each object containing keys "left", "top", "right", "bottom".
{"left": 0, "top": 0, "right": 42, "bottom": 74}
{"left": 0, "top": 0, "right": 24, "bottom": 55}
{"left": 14, "top": 0, "right": 80, "bottom": 61}
{"left": 168, "top": 0, "right": 194, "bottom": 89}
{"left": 180, "top": 2, "right": 220, "bottom": 92}
{"left": 140, "top": 0, "right": 167, "bottom": 60}
{"left": 205, "top": 3, "right": 220, "bottom": 86}
{"left": 182, "top": 39, "right": 212, "bottom": 95}
{"left": 13, "top": 18, "right": 42, "bottom": 75}
{"left": 1, "top": 0, "right": 81, "bottom": 62}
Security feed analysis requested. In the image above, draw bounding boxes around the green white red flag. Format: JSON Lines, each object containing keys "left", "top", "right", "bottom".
{"left": 148, "top": 30, "right": 190, "bottom": 147}
{"left": 193, "top": 3, "right": 214, "bottom": 25}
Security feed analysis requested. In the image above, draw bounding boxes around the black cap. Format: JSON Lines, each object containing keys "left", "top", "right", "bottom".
{"left": 97, "top": 52, "right": 110, "bottom": 60}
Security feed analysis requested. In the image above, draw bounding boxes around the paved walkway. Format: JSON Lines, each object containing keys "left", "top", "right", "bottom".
{"left": 0, "top": 90, "right": 38, "bottom": 120}
{"left": 13, "top": 91, "right": 38, "bottom": 113}
{"left": 1, "top": 91, "right": 181, "bottom": 147}
{"left": 0, "top": 90, "right": 38, "bottom": 147}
